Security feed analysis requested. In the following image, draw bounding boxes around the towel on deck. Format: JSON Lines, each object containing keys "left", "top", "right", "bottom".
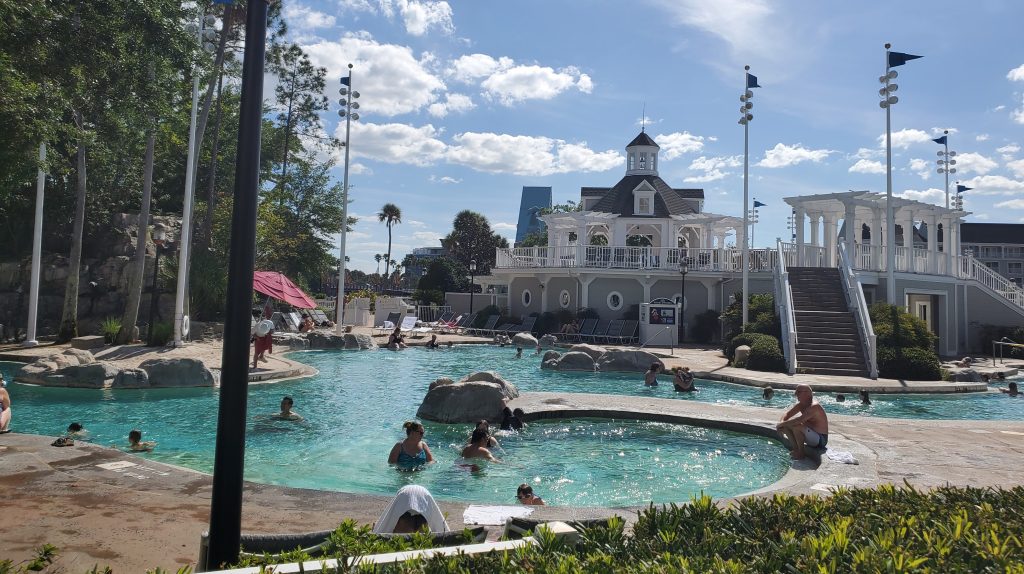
{"left": 462, "top": 505, "right": 534, "bottom": 525}
{"left": 826, "top": 449, "right": 859, "bottom": 465}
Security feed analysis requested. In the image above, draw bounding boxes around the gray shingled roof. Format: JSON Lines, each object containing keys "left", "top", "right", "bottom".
{"left": 960, "top": 223, "right": 1024, "bottom": 245}
{"left": 627, "top": 131, "right": 659, "bottom": 148}
{"left": 588, "top": 175, "right": 702, "bottom": 217}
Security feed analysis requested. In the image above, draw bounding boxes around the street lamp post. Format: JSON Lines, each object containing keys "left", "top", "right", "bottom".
{"left": 173, "top": 11, "right": 218, "bottom": 347}
{"left": 147, "top": 223, "right": 171, "bottom": 346}
{"left": 335, "top": 63, "right": 361, "bottom": 335}
{"left": 935, "top": 130, "right": 957, "bottom": 210}
{"left": 469, "top": 260, "right": 477, "bottom": 313}
{"left": 678, "top": 261, "right": 688, "bottom": 342}
{"left": 739, "top": 65, "right": 759, "bottom": 326}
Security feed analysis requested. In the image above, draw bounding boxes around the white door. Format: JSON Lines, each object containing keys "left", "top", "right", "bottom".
{"left": 914, "top": 301, "right": 932, "bottom": 332}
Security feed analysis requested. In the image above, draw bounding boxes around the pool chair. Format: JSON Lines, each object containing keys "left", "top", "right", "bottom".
{"left": 598, "top": 319, "right": 624, "bottom": 344}
{"left": 608, "top": 320, "right": 638, "bottom": 344}
{"left": 501, "top": 516, "right": 616, "bottom": 541}
{"left": 439, "top": 312, "right": 473, "bottom": 334}
{"left": 507, "top": 316, "right": 537, "bottom": 335}
{"left": 374, "top": 312, "right": 402, "bottom": 336}
{"left": 468, "top": 314, "right": 499, "bottom": 336}
{"left": 310, "top": 309, "right": 332, "bottom": 326}
{"left": 579, "top": 319, "right": 610, "bottom": 343}
{"left": 432, "top": 313, "right": 461, "bottom": 333}
{"left": 567, "top": 318, "right": 598, "bottom": 342}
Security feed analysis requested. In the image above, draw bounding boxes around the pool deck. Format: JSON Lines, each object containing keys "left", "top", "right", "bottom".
{"left": 3, "top": 391, "right": 1024, "bottom": 572}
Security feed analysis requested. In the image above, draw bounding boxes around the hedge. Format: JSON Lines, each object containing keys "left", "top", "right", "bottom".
{"left": 877, "top": 346, "right": 943, "bottom": 381}
{"left": 724, "top": 332, "right": 778, "bottom": 362}
{"left": 747, "top": 336, "right": 786, "bottom": 372}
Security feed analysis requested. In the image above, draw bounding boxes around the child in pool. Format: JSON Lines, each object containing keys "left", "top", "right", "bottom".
{"left": 128, "top": 429, "right": 156, "bottom": 452}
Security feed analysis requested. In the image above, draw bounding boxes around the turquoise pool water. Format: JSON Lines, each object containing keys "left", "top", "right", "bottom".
{"left": 0, "top": 359, "right": 788, "bottom": 507}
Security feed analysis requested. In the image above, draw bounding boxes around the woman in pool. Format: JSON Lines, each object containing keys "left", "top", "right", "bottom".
{"left": 460, "top": 428, "right": 501, "bottom": 462}
{"left": 644, "top": 363, "right": 661, "bottom": 386}
{"left": 516, "top": 483, "right": 545, "bottom": 506}
{"left": 472, "top": 420, "right": 500, "bottom": 449}
{"left": 388, "top": 421, "right": 434, "bottom": 470}
{"left": 672, "top": 366, "right": 695, "bottom": 392}
{"left": 388, "top": 326, "right": 407, "bottom": 350}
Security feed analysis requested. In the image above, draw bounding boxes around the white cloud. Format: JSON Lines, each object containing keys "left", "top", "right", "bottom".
{"left": 976, "top": 134, "right": 990, "bottom": 142}
{"left": 685, "top": 155, "right": 741, "bottom": 182}
{"left": 283, "top": 4, "right": 337, "bottom": 30}
{"left": 1007, "top": 159, "right": 1024, "bottom": 179}
{"left": 877, "top": 128, "right": 931, "bottom": 150}
{"left": 993, "top": 105, "right": 1007, "bottom": 112}
{"left": 428, "top": 175, "right": 461, "bottom": 184}
{"left": 852, "top": 147, "right": 883, "bottom": 160}
{"left": 997, "top": 144, "right": 1020, "bottom": 155}
{"left": 379, "top": 0, "right": 454, "bottom": 36}
{"left": 932, "top": 127, "right": 958, "bottom": 135}
{"left": 849, "top": 159, "right": 885, "bottom": 174}
{"left": 492, "top": 222, "right": 517, "bottom": 231}
{"left": 656, "top": 132, "right": 706, "bottom": 160}
{"left": 338, "top": 0, "right": 376, "bottom": 13}
{"left": 897, "top": 188, "right": 945, "bottom": 205}
{"left": 407, "top": 220, "right": 427, "bottom": 227}
{"left": 481, "top": 65, "right": 592, "bottom": 105}
{"left": 954, "top": 152, "right": 998, "bottom": 175}
{"left": 447, "top": 133, "right": 620, "bottom": 175}
{"left": 995, "top": 199, "right": 1024, "bottom": 210}
{"left": 411, "top": 230, "right": 445, "bottom": 243}
{"left": 973, "top": 213, "right": 990, "bottom": 220}
{"left": 1007, "top": 64, "right": 1024, "bottom": 82}
{"left": 647, "top": 0, "right": 778, "bottom": 63}
{"left": 427, "top": 93, "right": 475, "bottom": 117}
{"left": 907, "top": 158, "right": 931, "bottom": 180}
{"left": 303, "top": 35, "right": 445, "bottom": 117}
{"left": 1014, "top": 94, "right": 1024, "bottom": 125}
{"left": 961, "top": 175, "right": 1024, "bottom": 195}
{"left": 758, "top": 143, "right": 832, "bottom": 168}
{"left": 349, "top": 162, "right": 373, "bottom": 175}
{"left": 346, "top": 122, "right": 448, "bottom": 166}
{"left": 447, "top": 53, "right": 513, "bottom": 82}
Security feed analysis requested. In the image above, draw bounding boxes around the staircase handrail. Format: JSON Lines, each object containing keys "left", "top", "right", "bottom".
{"left": 838, "top": 241, "right": 877, "bottom": 379}
{"left": 775, "top": 239, "right": 798, "bottom": 375}
{"left": 959, "top": 254, "right": 1024, "bottom": 312}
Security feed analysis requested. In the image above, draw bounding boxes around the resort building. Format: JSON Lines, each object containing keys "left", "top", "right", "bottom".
{"left": 486, "top": 130, "right": 1024, "bottom": 364}
{"left": 514, "top": 186, "right": 553, "bottom": 245}
{"left": 959, "top": 223, "right": 1024, "bottom": 286}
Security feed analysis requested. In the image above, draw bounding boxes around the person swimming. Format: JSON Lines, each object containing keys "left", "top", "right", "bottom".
{"left": 128, "top": 429, "right": 156, "bottom": 452}
{"left": 388, "top": 421, "right": 435, "bottom": 470}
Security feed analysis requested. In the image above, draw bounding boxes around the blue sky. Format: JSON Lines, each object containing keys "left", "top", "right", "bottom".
{"left": 277, "top": 0, "right": 1024, "bottom": 273}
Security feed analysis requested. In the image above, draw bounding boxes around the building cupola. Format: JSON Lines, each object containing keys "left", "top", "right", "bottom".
{"left": 625, "top": 129, "right": 659, "bottom": 176}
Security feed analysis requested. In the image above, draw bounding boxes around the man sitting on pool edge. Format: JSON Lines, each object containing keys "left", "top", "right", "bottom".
{"left": 776, "top": 384, "right": 829, "bottom": 460}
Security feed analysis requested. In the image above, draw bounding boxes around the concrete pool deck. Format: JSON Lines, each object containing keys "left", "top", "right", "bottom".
{"left": 3, "top": 391, "right": 1024, "bottom": 572}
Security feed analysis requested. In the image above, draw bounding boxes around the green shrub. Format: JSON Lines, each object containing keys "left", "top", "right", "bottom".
{"left": 99, "top": 317, "right": 121, "bottom": 345}
{"left": 869, "top": 302, "right": 936, "bottom": 350}
{"left": 148, "top": 321, "right": 173, "bottom": 347}
{"left": 720, "top": 291, "right": 776, "bottom": 341}
{"left": 692, "top": 310, "right": 720, "bottom": 344}
{"left": 745, "top": 310, "right": 781, "bottom": 338}
{"left": 724, "top": 332, "right": 779, "bottom": 362}
{"left": 877, "top": 346, "right": 943, "bottom": 380}
{"left": 747, "top": 336, "right": 786, "bottom": 372}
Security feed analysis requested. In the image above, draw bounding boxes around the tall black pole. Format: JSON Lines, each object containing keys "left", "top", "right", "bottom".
{"left": 470, "top": 270, "right": 475, "bottom": 313}
{"left": 679, "top": 269, "right": 687, "bottom": 342}
{"left": 206, "top": 0, "right": 267, "bottom": 569}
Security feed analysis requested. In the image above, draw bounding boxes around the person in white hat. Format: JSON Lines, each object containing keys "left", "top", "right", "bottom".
{"left": 251, "top": 319, "right": 275, "bottom": 369}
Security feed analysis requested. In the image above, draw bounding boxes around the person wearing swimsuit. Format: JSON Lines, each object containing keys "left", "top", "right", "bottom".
{"left": 388, "top": 421, "right": 434, "bottom": 470}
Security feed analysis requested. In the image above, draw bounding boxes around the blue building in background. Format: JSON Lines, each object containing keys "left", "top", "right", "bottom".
{"left": 515, "top": 186, "right": 552, "bottom": 245}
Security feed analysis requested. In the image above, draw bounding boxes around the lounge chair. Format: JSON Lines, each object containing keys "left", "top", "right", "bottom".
{"left": 374, "top": 312, "right": 402, "bottom": 336}
{"left": 432, "top": 313, "right": 461, "bottom": 333}
{"left": 468, "top": 314, "right": 499, "bottom": 336}
{"left": 502, "top": 516, "right": 615, "bottom": 541}
{"left": 507, "top": 316, "right": 537, "bottom": 335}
{"left": 609, "top": 320, "right": 638, "bottom": 344}
{"left": 488, "top": 323, "right": 515, "bottom": 337}
{"left": 310, "top": 309, "right": 332, "bottom": 326}
{"left": 598, "top": 319, "right": 624, "bottom": 344}
{"left": 443, "top": 312, "right": 476, "bottom": 334}
{"left": 568, "top": 318, "right": 598, "bottom": 343}
{"left": 580, "top": 319, "right": 610, "bottom": 343}
{"left": 399, "top": 316, "right": 432, "bottom": 338}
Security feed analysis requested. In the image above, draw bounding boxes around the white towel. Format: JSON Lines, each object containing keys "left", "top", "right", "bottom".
{"left": 462, "top": 505, "right": 533, "bottom": 525}
{"left": 826, "top": 449, "right": 859, "bottom": 465}
{"left": 372, "top": 485, "right": 450, "bottom": 534}
{"left": 383, "top": 321, "right": 395, "bottom": 329}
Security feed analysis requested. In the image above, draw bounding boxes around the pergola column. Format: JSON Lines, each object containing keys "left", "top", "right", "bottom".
{"left": 809, "top": 213, "right": 820, "bottom": 247}
{"left": 872, "top": 208, "right": 886, "bottom": 272}
{"left": 843, "top": 202, "right": 857, "bottom": 251}
{"left": 823, "top": 213, "right": 837, "bottom": 267}
{"left": 795, "top": 207, "right": 806, "bottom": 266}
{"left": 925, "top": 213, "right": 938, "bottom": 274}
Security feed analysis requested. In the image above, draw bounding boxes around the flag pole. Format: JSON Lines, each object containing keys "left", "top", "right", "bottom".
{"left": 741, "top": 65, "right": 751, "bottom": 326}
{"left": 884, "top": 43, "right": 896, "bottom": 304}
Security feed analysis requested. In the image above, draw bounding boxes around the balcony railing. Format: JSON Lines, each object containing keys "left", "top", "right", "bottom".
{"left": 495, "top": 245, "right": 777, "bottom": 272}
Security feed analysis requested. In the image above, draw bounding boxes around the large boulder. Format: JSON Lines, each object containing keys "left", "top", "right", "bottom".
{"left": 274, "top": 333, "right": 309, "bottom": 351}
{"left": 17, "top": 349, "right": 101, "bottom": 385}
{"left": 306, "top": 331, "right": 377, "bottom": 350}
{"left": 542, "top": 350, "right": 561, "bottom": 362}
{"left": 52, "top": 362, "right": 120, "bottom": 388}
{"left": 417, "top": 371, "right": 520, "bottom": 423}
{"left": 539, "top": 334, "right": 558, "bottom": 348}
{"left": 511, "top": 332, "right": 538, "bottom": 348}
{"left": 541, "top": 351, "right": 596, "bottom": 371}
{"left": 734, "top": 345, "right": 752, "bottom": 368}
{"left": 64, "top": 349, "right": 95, "bottom": 365}
{"left": 139, "top": 358, "right": 215, "bottom": 387}
{"left": 595, "top": 349, "right": 664, "bottom": 372}
{"left": 112, "top": 368, "right": 150, "bottom": 388}
{"left": 568, "top": 344, "right": 607, "bottom": 361}
{"left": 951, "top": 369, "right": 984, "bottom": 382}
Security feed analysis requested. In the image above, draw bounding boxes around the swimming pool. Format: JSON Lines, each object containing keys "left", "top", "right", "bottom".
{"left": 0, "top": 360, "right": 788, "bottom": 507}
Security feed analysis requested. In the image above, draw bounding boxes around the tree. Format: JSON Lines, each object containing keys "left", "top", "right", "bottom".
{"left": 266, "top": 43, "right": 331, "bottom": 191}
{"left": 374, "top": 253, "right": 382, "bottom": 275}
{"left": 442, "top": 210, "right": 510, "bottom": 275}
{"left": 378, "top": 203, "right": 402, "bottom": 281}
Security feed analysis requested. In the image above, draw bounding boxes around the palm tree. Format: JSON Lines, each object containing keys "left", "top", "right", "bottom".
{"left": 374, "top": 253, "right": 382, "bottom": 275}
{"left": 377, "top": 203, "right": 402, "bottom": 281}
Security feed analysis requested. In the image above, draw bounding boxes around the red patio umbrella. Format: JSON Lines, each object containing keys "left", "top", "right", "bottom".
{"left": 253, "top": 271, "right": 317, "bottom": 309}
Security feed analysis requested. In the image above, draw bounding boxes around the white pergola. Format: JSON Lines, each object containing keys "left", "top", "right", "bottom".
{"left": 541, "top": 211, "right": 743, "bottom": 249}
{"left": 784, "top": 190, "right": 969, "bottom": 274}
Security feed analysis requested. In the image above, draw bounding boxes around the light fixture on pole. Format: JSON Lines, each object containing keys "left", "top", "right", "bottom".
{"left": 173, "top": 11, "right": 218, "bottom": 347}
{"left": 786, "top": 209, "right": 797, "bottom": 242}
{"left": 748, "top": 199, "right": 764, "bottom": 249}
{"left": 678, "top": 260, "right": 688, "bottom": 342}
{"left": 739, "top": 66, "right": 760, "bottom": 326}
{"left": 934, "top": 130, "right": 957, "bottom": 209}
{"left": 880, "top": 44, "right": 922, "bottom": 303}
{"left": 469, "top": 259, "right": 477, "bottom": 314}
{"left": 23, "top": 143, "right": 46, "bottom": 347}
{"left": 953, "top": 183, "right": 970, "bottom": 211}
{"left": 335, "top": 63, "right": 361, "bottom": 335}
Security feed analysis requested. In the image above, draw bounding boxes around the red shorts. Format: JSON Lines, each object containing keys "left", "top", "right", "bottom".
{"left": 254, "top": 335, "right": 273, "bottom": 355}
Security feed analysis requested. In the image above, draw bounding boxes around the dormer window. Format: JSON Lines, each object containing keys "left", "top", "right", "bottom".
{"left": 638, "top": 197, "right": 650, "bottom": 213}
{"left": 633, "top": 185, "right": 655, "bottom": 215}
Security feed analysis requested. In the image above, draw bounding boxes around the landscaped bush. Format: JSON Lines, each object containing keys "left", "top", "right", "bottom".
{"left": 99, "top": 317, "right": 121, "bottom": 345}
{"left": 724, "top": 332, "right": 779, "bottom": 362}
{"left": 720, "top": 291, "right": 777, "bottom": 341}
{"left": 877, "top": 346, "right": 943, "bottom": 381}
{"left": 746, "top": 336, "right": 785, "bottom": 372}
{"left": 148, "top": 321, "right": 173, "bottom": 347}
{"left": 692, "top": 309, "right": 721, "bottom": 344}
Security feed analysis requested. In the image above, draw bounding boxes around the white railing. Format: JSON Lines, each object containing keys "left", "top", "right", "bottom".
{"left": 775, "top": 240, "right": 798, "bottom": 374}
{"left": 314, "top": 298, "right": 336, "bottom": 312}
{"left": 838, "top": 242, "right": 877, "bottom": 379}
{"left": 414, "top": 305, "right": 453, "bottom": 323}
{"left": 496, "top": 246, "right": 777, "bottom": 272}
{"left": 957, "top": 255, "right": 1024, "bottom": 312}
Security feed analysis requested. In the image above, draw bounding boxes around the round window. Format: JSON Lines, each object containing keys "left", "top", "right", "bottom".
{"left": 559, "top": 290, "right": 571, "bottom": 309}
{"left": 522, "top": 289, "right": 532, "bottom": 307}
{"left": 607, "top": 291, "right": 623, "bottom": 311}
